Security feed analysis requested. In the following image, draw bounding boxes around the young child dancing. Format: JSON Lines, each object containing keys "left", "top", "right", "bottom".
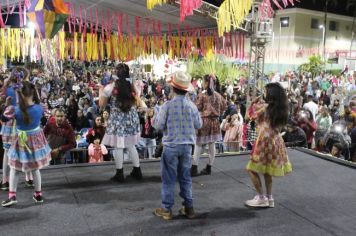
{"left": 153, "top": 71, "right": 202, "bottom": 220}
{"left": 2, "top": 81, "right": 51, "bottom": 207}
{"left": 245, "top": 83, "right": 292, "bottom": 208}
{"left": 1, "top": 68, "right": 34, "bottom": 190}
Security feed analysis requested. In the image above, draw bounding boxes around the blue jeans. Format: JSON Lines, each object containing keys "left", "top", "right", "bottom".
{"left": 161, "top": 144, "right": 193, "bottom": 210}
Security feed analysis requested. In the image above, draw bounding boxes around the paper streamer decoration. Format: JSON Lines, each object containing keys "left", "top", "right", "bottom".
{"left": 147, "top": 0, "right": 167, "bottom": 10}
{"left": 180, "top": 0, "right": 202, "bottom": 22}
{"left": 27, "top": 0, "right": 70, "bottom": 39}
{"left": 259, "top": 0, "right": 298, "bottom": 19}
{"left": 217, "top": 0, "right": 252, "bottom": 37}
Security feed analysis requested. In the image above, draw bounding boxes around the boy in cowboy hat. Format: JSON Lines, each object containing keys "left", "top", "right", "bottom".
{"left": 153, "top": 71, "right": 202, "bottom": 220}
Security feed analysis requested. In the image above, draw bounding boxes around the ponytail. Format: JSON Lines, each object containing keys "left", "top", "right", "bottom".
{"left": 18, "top": 90, "right": 31, "bottom": 125}
{"left": 17, "top": 81, "right": 38, "bottom": 125}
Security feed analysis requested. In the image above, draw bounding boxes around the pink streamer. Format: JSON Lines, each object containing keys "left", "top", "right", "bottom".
{"left": 19, "top": 1, "right": 23, "bottom": 28}
{"left": 95, "top": 8, "right": 99, "bottom": 34}
{"left": 135, "top": 16, "right": 140, "bottom": 42}
{"left": 180, "top": 0, "right": 202, "bottom": 22}
{"left": 117, "top": 13, "right": 123, "bottom": 37}
{"left": 79, "top": 5, "right": 83, "bottom": 33}
{"left": 260, "top": 0, "right": 299, "bottom": 18}
{"left": 90, "top": 9, "right": 93, "bottom": 34}
{"left": 67, "top": 3, "right": 72, "bottom": 33}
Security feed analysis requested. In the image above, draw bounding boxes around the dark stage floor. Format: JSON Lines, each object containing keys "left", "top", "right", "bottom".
{"left": 0, "top": 149, "right": 355, "bottom": 236}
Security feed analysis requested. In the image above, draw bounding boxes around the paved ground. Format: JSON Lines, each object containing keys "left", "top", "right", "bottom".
{"left": 0, "top": 149, "right": 355, "bottom": 236}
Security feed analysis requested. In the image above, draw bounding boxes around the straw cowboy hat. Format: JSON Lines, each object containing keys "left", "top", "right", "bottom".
{"left": 168, "top": 71, "right": 194, "bottom": 92}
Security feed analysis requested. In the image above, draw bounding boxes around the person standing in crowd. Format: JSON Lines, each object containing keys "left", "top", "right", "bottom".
{"left": 43, "top": 108, "right": 76, "bottom": 165}
{"left": 221, "top": 114, "right": 243, "bottom": 152}
{"left": 298, "top": 109, "right": 317, "bottom": 149}
{"left": 303, "top": 95, "right": 318, "bottom": 120}
{"left": 315, "top": 107, "right": 332, "bottom": 144}
{"left": 191, "top": 75, "right": 227, "bottom": 176}
{"left": 153, "top": 71, "right": 202, "bottom": 220}
{"left": 245, "top": 83, "right": 292, "bottom": 208}
{"left": 140, "top": 108, "right": 157, "bottom": 159}
{"left": 99, "top": 63, "right": 142, "bottom": 182}
{"left": 2, "top": 81, "right": 51, "bottom": 207}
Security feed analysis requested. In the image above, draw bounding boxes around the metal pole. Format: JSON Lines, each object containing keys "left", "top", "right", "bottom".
{"left": 322, "top": 26, "right": 326, "bottom": 63}
{"left": 278, "top": 22, "right": 281, "bottom": 70}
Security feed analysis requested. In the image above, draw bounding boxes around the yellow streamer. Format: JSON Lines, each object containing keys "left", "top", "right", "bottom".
{"left": 59, "top": 31, "right": 65, "bottom": 60}
{"left": 147, "top": 0, "right": 167, "bottom": 10}
{"left": 217, "top": 0, "right": 252, "bottom": 37}
{"left": 73, "top": 32, "right": 78, "bottom": 60}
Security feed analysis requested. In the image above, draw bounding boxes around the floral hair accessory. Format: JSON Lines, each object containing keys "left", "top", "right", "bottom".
{"left": 131, "top": 91, "right": 136, "bottom": 97}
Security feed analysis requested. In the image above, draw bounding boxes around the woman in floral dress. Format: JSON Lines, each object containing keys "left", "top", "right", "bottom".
{"left": 245, "top": 83, "right": 292, "bottom": 208}
{"left": 99, "top": 63, "right": 142, "bottom": 182}
{"left": 191, "top": 75, "right": 227, "bottom": 176}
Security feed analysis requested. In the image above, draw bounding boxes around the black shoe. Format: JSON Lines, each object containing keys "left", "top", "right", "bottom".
{"left": 200, "top": 164, "right": 212, "bottom": 175}
{"left": 25, "top": 180, "right": 34, "bottom": 187}
{"left": 130, "top": 167, "right": 143, "bottom": 180}
{"left": 190, "top": 165, "right": 198, "bottom": 177}
{"left": 110, "top": 169, "right": 125, "bottom": 182}
{"left": 1, "top": 182, "right": 9, "bottom": 191}
{"left": 179, "top": 206, "right": 195, "bottom": 219}
{"left": 33, "top": 195, "right": 44, "bottom": 203}
{"left": 2, "top": 196, "right": 17, "bottom": 207}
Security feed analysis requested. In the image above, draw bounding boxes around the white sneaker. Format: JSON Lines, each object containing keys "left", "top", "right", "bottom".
{"left": 268, "top": 198, "right": 274, "bottom": 208}
{"left": 245, "top": 195, "right": 269, "bottom": 208}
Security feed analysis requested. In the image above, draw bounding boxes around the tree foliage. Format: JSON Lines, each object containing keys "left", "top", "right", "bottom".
{"left": 298, "top": 55, "right": 325, "bottom": 78}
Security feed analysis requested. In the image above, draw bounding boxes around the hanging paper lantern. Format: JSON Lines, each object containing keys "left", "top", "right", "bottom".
{"left": 27, "top": 0, "right": 69, "bottom": 39}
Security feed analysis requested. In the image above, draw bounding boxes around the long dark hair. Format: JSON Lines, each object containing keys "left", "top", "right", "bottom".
{"left": 18, "top": 81, "right": 40, "bottom": 125}
{"left": 115, "top": 63, "right": 135, "bottom": 112}
{"left": 264, "top": 83, "right": 289, "bottom": 129}
{"left": 203, "top": 75, "right": 216, "bottom": 96}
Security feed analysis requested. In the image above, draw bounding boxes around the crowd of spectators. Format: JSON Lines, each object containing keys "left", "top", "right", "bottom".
{"left": 0, "top": 64, "right": 355, "bottom": 166}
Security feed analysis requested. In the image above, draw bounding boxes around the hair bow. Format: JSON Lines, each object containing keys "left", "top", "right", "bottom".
{"left": 11, "top": 70, "right": 25, "bottom": 90}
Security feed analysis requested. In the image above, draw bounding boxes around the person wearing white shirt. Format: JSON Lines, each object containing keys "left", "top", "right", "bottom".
{"left": 303, "top": 95, "right": 318, "bottom": 120}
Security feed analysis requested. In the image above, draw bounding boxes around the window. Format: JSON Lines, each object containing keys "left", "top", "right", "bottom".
{"left": 311, "top": 18, "right": 319, "bottom": 29}
{"left": 280, "top": 17, "right": 289, "bottom": 27}
{"left": 329, "top": 21, "right": 338, "bottom": 31}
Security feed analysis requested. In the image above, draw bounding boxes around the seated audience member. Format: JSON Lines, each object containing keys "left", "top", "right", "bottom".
{"left": 323, "top": 120, "right": 352, "bottom": 161}
{"left": 74, "top": 109, "right": 91, "bottom": 132}
{"left": 330, "top": 143, "right": 344, "bottom": 159}
{"left": 283, "top": 119, "right": 307, "bottom": 148}
{"left": 44, "top": 108, "right": 76, "bottom": 164}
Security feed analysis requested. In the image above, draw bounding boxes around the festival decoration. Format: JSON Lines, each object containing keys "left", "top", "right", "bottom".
{"left": 0, "top": 28, "right": 248, "bottom": 65}
{"left": 180, "top": 0, "right": 202, "bottom": 22}
{"left": 217, "top": 0, "right": 252, "bottom": 37}
{"left": 147, "top": 0, "right": 202, "bottom": 22}
{"left": 27, "top": 0, "right": 70, "bottom": 39}
{"left": 147, "top": 0, "right": 167, "bottom": 10}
